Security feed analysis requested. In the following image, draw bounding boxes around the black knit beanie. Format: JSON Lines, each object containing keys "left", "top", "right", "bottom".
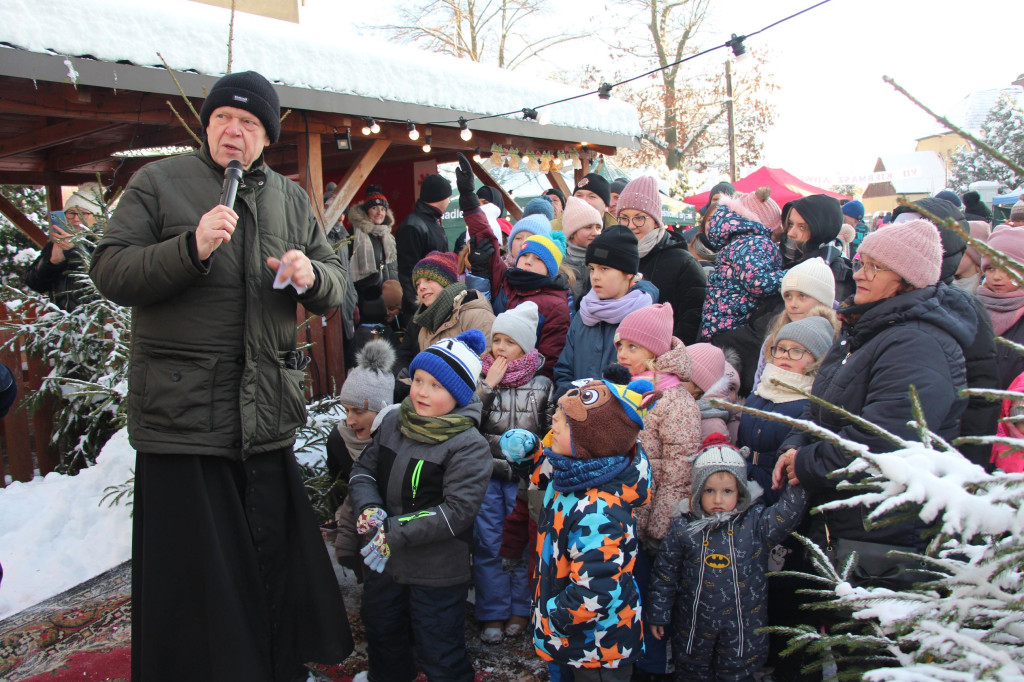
{"left": 420, "top": 174, "right": 452, "bottom": 203}
{"left": 586, "top": 224, "right": 639, "bottom": 275}
{"left": 783, "top": 194, "right": 843, "bottom": 246}
{"left": 200, "top": 71, "right": 281, "bottom": 143}
{"left": 477, "top": 186, "right": 506, "bottom": 217}
{"left": 545, "top": 187, "right": 566, "bottom": 209}
{"left": 574, "top": 173, "right": 611, "bottom": 208}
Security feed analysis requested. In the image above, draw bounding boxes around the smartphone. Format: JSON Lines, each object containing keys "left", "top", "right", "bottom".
{"left": 49, "top": 211, "right": 67, "bottom": 236}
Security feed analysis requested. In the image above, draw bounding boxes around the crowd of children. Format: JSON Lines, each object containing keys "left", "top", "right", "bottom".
{"left": 326, "top": 165, "right": 1023, "bottom": 681}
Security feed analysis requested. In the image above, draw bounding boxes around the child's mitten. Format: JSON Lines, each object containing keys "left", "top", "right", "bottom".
{"left": 356, "top": 507, "right": 387, "bottom": 535}
{"left": 500, "top": 428, "right": 539, "bottom": 464}
{"left": 360, "top": 528, "right": 391, "bottom": 573}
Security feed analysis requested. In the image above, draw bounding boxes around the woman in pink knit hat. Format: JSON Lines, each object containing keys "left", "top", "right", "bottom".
{"left": 615, "top": 176, "right": 707, "bottom": 345}
{"left": 614, "top": 302, "right": 702, "bottom": 676}
{"left": 769, "top": 218, "right": 977, "bottom": 677}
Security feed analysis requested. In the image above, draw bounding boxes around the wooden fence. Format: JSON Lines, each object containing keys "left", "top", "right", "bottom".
{"left": 0, "top": 305, "right": 346, "bottom": 487}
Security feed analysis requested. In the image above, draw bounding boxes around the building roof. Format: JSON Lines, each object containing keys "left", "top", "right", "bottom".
{"left": 0, "top": 0, "right": 640, "bottom": 148}
{"left": 920, "top": 86, "right": 1024, "bottom": 139}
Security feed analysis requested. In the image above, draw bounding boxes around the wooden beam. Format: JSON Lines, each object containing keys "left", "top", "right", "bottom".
{"left": 47, "top": 126, "right": 195, "bottom": 171}
{"left": 0, "top": 120, "right": 123, "bottom": 159}
{"left": 0, "top": 170, "right": 115, "bottom": 186}
{"left": 0, "top": 191, "right": 48, "bottom": 247}
{"left": 46, "top": 184, "right": 63, "bottom": 212}
{"left": 323, "top": 139, "right": 391, "bottom": 228}
{"left": 295, "top": 130, "right": 326, "bottom": 229}
{"left": 547, "top": 171, "right": 571, "bottom": 197}
{"left": 469, "top": 157, "right": 522, "bottom": 221}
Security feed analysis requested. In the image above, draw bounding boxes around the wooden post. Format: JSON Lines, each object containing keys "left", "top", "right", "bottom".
{"left": 469, "top": 156, "right": 522, "bottom": 221}
{"left": 547, "top": 171, "right": 571, "bottom": 198}
{"left": 0, "top": 191, "right": 48, "bottom": 247}
{"left": 295, "top": 131, "right": 325, "bottom": 228}
{"left": 46, "top": 184, "right": 64, "bottom": 212}
{"left": 323, "top": 139, "right": 391, "bottom": 229}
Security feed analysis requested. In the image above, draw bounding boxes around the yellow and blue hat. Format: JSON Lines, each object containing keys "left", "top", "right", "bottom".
{"left": 517, "top": 234, "right": 563, "bottom": 277}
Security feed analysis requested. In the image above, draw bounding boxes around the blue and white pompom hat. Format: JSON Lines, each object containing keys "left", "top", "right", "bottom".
{"left": 408, "top": 329, "right": 487, "bottom": 407}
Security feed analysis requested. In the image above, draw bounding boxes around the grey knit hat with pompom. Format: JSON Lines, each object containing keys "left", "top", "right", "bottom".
{"left": 340, "top": 339, "right": 396, "bottom": 412}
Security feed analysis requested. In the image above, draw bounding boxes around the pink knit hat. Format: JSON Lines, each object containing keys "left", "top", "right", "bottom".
{"left": 685, "top": 343, "right": 726, "bottom": 394}
{"left": 616, "top": 176, "right": 663, "bottom": 227}
{"left": 562, "top": 196, "right": 603, "bottom": 240}
{"left": 965, "top": 220, "right": 991, "bottom": 267}
{"left": 983, "top": 226, "right": 1024, "bottom": 272}
{"left": 858, "top": 219, "right": 942, "bottom": 288}
{"left": 616, "top": 303, "right": 675, "bottom": 356}
{"left": 721, "top": 187, "right": 781, "bottom": 232}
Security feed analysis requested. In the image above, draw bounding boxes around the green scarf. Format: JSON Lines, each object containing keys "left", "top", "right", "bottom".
{"left": 398, "top": 396, "right": 476, "bottom": 444}
{"left": 413, "top": 281, "right": 467, "bottom": 333}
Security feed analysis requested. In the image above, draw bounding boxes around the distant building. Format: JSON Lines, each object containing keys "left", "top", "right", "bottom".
{"left": 190, "top": 0, "right": 299, "bottom": 23}
{"left": 915, "top": 79, "right": 1024, "bottom": 167}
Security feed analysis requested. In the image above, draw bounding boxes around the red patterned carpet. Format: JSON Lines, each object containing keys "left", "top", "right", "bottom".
{"left": 0, "top": 560, "right": 542, "bottom": 681}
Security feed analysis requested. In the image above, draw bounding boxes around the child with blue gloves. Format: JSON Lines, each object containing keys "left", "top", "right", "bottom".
{"left": 501, "top": 366, "right": 658, "bottom": 681}
{"left": 348, "top": 331, "right": 492, "bottom": 682}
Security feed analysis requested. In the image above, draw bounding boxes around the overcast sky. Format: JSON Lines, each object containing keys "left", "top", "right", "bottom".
{"left": 303, "top": 0, "right": 1023, "bottom": 183}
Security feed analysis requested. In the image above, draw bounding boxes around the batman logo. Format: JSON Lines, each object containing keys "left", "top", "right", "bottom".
{"left": 705, "top": 553, "right": 731, "bottom": 569}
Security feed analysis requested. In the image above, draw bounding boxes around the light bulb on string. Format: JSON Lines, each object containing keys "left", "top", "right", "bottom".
{"left": 459, "top": 117, "right": 473, "bottom": 141}
{"left": 406, "top": 120, "right": 419, "bottom": 141}
{"left": 537, "top": 109, "right": 552, "bottom": 125}
{"left": 727, "top": 33, "right": 751, "bottom": 67}
{"left": 597, "top": 83, "right": 613, "bottom": 105}
{"left": 362, "top": 117, "right": 378, "bottom": 136}
{"left": 473, "top": 147, "right": 483, "bottom": 163}
{"left": 422, "top": 135, "right": 432, "bottom": 153}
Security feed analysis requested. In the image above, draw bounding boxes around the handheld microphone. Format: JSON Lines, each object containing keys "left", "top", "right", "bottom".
{"left": 219, "top": 160, "right": 243, "bottom": 207}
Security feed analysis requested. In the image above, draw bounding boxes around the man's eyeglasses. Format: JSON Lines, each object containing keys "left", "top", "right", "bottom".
{"left": 769, "top": 345, "right": 809, "bottom": 360}
{"left": 618, "top": 214, "right": 648, "bottom": 229}
{"left": 852, "top": 259, "right": 891, "bottom": 281}
{"left": 64, "top": 210, "right": 94, "bottom": 220}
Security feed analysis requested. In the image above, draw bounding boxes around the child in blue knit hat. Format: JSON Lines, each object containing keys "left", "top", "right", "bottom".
{"left": 349, "top": 330, "right": 492, "bottom": 682}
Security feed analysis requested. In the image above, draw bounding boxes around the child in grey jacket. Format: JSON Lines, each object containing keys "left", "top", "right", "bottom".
{"left": 646, "top": 434, "right": 807, "bottom": 681}
{"left": 349, "top": 330, "right": 492, "bottom": 682}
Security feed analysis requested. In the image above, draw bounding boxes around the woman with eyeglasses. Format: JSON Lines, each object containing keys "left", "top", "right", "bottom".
{"left": 615, "top": 176, "right": 707, "bottom": 345}
{"left": 768, "top": 219, "right": 976, "bottom": 677}
{"left": 24, "top": 182, "right": 102, "bottom": 312}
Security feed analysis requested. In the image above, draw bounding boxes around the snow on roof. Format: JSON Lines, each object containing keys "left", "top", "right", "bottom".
{"left": 921, "top": 86, "right": 1024, "bottom": 138}
{"left": 0, "top": 0, "right": 641, "bottom": 142}
{"left": 877, "top": 151, "right": 947, "bottom": 194}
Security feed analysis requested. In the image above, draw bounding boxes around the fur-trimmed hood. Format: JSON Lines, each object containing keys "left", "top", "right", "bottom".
{"left": 349, "top": 202, "right": 395, "bottom": 233}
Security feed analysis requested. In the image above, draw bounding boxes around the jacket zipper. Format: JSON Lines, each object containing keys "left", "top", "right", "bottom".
{"left": 411, "top": 460, "right": 424, "bottom": 501}
{"left": 687, "top": 529, "right": 711, "bottom": 654}
{"left": 728, "top": 521, "right": 745, "bottom": 656}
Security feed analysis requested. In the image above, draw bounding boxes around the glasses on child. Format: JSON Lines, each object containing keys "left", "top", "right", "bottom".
{"left": 618, "top": 214, "right": 648, "bottom": 229}
{"left": 852, "top": 259, "right": 890, "bottom": 281}
{"left": 769, "top": 345, "right": 809, "bottom": 360}
{"left": 64, "top": 210, "right": 94, "bottom": 220}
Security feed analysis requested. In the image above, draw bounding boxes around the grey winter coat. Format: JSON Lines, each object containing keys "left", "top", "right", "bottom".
{"left": 477, "top": 367, "right": 555, "bottom": 474}
{"left": 90, "top": 147, "right": 348, "bottom": 459}
{"left": 647, "top": 484, "right": 808, "bottom": 666}
{"left": 348, "top": 402, "right": 492, "bottom": 586}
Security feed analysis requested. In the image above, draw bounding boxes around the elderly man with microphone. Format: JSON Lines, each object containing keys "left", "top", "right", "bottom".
{"left": 91, "top": 71, "right": 352, "bottom": 681}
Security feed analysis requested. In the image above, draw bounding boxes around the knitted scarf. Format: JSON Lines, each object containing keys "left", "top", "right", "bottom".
{"left": 976, "top": 286, "right": 1024, "bottom": 336}
{"left": 754, "top": 363, "right": 814, "bottom": 404}
{"left": 413, "top": 281, "right": 467, "bottom": 333}
{"left": 632, "top": 370, "right": 682, "bottom": 392}
{"left": 565, "top": 242, "right": 587, "bottom": 268}
{"left": 337, "top": 423, "right": 372, "bottom": 460}
{"left": 693, "top": 232, "right": 718, "bottom": 262}
{"left": 507, "top": 268, "right": 558, "bottom": 292}
{"left": 579, "top": 287, "right": 654, "bottom": 327}
{"left": 481, "top": 350, "right": 542, "bottom": 388}
{"left": 637, "top": 228, "right": 667, "bottom": 259}
{"left": 398, "top": 397, "right": 476, "bottom": 444}
{"left": 545, "top": 448, "right": 632, "bottom": 493}
{"left": 351, "top": 222, "right": 397, "bottom": 282}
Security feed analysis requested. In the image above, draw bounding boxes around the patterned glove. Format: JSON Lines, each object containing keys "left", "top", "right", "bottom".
{"left": 356, "top": 507, "right": 387, "bottom": 536}
{"left": 360, "top": 528, "right": 391, "bottom": 573}
{"left": 500, "top": 428, "right": 539, "bottom": 464}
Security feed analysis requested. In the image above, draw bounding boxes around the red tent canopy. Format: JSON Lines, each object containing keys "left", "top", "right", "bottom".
{"left": 684, "top": 166, "right": 851, "bottom": 211}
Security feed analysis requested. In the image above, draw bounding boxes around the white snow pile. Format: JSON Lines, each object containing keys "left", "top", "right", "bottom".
{"left": 0, "top": 428, "right": 134, "bottom": 620}
{"left": 0, "top": 0, "right": 640, "bottom": 138}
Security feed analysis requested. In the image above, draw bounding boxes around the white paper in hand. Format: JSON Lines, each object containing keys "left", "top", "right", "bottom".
{"left": 272, "top": 259, "right": 308, "bottom": 294}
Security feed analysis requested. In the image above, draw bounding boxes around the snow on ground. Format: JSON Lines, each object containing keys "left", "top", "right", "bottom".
{"left": 0, "top": 428, "right": 134, "bottom": 620}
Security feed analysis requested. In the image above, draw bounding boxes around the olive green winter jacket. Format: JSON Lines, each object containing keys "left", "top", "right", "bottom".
{"left": 91, "top": 148, "right": 347, "bottom": 459}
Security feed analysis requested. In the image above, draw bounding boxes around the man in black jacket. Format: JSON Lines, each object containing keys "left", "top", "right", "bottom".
{"left": 396, "top": 174, "right": 453, "bottom": 323}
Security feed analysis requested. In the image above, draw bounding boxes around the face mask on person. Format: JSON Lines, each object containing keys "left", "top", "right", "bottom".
{"left": 953, "top": 272, "right": 981, "bottom": 295}
{"left": 782, "top": 237, "right": 804, "bottom": 263}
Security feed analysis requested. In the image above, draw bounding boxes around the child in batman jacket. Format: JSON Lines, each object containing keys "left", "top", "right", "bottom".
{"left": 646, "top": 434, "right": 807, "bottom": 681}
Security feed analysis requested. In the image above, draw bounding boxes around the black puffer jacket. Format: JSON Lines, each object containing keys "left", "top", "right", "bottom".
{"left": 639, "top": 230, "right": 707, "bottom": 345}
{"left": 24, "top": 243, "right": 93, "bottom": 312}
{"left": 783, "top": 284, "right": 976, "bottom": 550}
{"left": 396, "top": 200, "right": 449, "bottom": 318}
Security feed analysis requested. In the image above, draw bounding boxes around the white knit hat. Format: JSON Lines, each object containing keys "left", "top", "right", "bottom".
{"left": 561, "top": 196, "right": 603, "bottom": 240}
{"left": 64, "top": 182, "right": 103, "bottom": 214}
{"left": 782, "top": 257, "right": 836, "bottom": 307}
{"left": 490, "top": 301, "right": 539, "bottom": 354}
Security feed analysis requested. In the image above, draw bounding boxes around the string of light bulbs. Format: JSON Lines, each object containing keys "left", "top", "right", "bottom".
{"left": 338, "top": 0, "right": 834, "bottom": 148}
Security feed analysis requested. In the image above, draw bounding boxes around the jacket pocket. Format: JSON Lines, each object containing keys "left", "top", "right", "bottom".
{"left": 277, "top": 356, "right": 308, "bottom": 436}
{"left": 136, "top": 349, "right": 218, "bottom": 432}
